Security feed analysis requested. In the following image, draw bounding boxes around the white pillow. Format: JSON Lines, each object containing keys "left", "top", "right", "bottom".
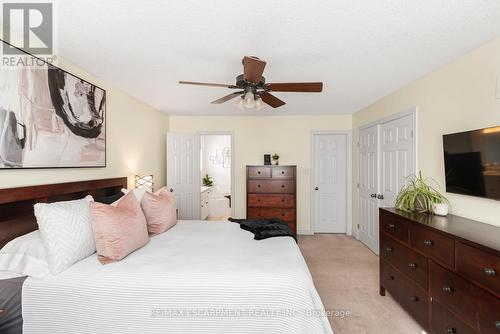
{"left": 121, "top": 188, "right": 149, "bottom": 202}
{"left": 34, "top": 196, "right": 95, "bottom": 275}
{"left": 0, "top": 230, "right": 50, "bottom": 278}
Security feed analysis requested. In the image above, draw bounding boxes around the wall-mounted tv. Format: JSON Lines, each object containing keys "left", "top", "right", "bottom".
{"left": 443, "top": 126, "right": 500, "bottom": 200}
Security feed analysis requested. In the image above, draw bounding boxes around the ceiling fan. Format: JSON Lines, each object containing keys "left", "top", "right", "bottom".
{"left": 179, "top": 56, "right": 323, "bottom": 110}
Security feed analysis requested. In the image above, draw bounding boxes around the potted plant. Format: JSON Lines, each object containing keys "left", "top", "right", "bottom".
{"left": 395, "top": 171, "right": 449, "bottom": 215}
{"left": 202, "top": 174, "right": 214, "bottom": 187}
{"left": 272, "top": 153, "right": 280, "bottom": 165}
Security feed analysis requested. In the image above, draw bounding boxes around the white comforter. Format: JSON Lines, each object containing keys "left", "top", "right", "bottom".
{"left": 22, "top": 221, "right": 333, "bottom": 334}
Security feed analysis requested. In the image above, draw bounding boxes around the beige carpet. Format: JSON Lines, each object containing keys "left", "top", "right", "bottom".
{"left": 298, "top": 234, "right": 425, "bottom": 334}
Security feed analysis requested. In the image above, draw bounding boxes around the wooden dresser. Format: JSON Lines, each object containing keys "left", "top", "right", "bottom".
{"left": 246, "top": 165, "right": 297, "bottom": 235}
{"left": 379, "top": 208, "right": 500, "bottom": 333}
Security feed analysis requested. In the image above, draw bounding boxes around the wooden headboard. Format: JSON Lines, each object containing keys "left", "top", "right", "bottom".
{"left": 0, "top": 177, "right": 127, "bottom": 248}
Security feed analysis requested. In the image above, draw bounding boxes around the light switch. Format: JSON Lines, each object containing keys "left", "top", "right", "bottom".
{"left": 496, "top": 75, "right": 500, "bottom": 99}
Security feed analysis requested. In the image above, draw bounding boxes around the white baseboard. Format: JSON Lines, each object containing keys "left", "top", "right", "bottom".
{"left": 297, "top": 229, "right": 314, "bottom": 235}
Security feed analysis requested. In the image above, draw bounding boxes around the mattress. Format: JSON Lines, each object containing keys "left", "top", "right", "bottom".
{"left": 22, "top": 220, "right": 333, "bottom": 334}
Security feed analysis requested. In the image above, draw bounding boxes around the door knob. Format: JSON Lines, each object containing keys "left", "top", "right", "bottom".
{"left": 370, "top": 194, "right": 376, "bottom": 198}
{"left": 314, "top": 187, "right": 319, "bottom": 191}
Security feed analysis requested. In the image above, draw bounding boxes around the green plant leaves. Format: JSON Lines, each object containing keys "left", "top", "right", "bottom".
{"left": 394, "top": 171, "right": 448, "bottom": 214}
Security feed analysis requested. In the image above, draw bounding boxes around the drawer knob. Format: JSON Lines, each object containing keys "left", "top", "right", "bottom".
{"left": 387, "top": 275, "right": 395, "bottom": 281}
{"left": 386, "top": 247, "right": 393, "bottom": 253}
{"left": 258, "top": 199, "right": 261, "bottom": 202}
{"left": 388, "top": 223, "right": 395, "bottom": 229}
{"left": 281, "top": 185, "right": 285, "bottom": 188}
{"left": 257, "top": 184, "right": 261, "bottom": 188}
{"left": 445, "top": 327, "right": 456, "bottom": 334}
{"left": 408, "top": 263, "right": 417, "bottom": 269}
{"left": 484, "top": 268, "right": 496, "bottom": 276}
{"left": 409, "top": 296, "right": 418, "bottom": 302}
{"left": 423, "top": 240, "right": 433, "bottom": 246}
{"left": 442, "top": 286, "right": 453, "bottom": 294}
{"left": 495, "top": 321, "right": 500, "bottom": 329}
{"left": 281, "top": 171, "right": 285, "bottom": 174}
{"left": 281, "top": 199, "right": 285, "bottom": 202}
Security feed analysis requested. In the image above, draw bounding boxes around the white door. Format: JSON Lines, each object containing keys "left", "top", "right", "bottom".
{"left": 312, "top": 134, "right": 347, "bottom": 233}
{"left": 167, "top": 133, "right": 200, "bottom": 220}
{"left": 379, "top": 115, "right": 415, "bottom": 208}
{"left": 357, "top": 112, "right": 416, "bottom": 255}
{"left": 358, "top": 125, "right": 379, "bottom": 254}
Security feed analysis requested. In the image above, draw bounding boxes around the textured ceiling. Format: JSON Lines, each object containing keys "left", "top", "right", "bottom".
{"left": 56, "top": 0, "right": 500, "bottom": 115}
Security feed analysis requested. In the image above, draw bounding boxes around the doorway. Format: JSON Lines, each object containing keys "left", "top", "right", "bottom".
{"left": 200, "top": 133, "right": 233, "bottom": 221}
{"left": 311, "top": 132, "right": 351, "bottom": 234}
{"left": 166, "top": 132, "right": 234, "bottom": 221}
{"left": 357, "top": 109, "right": 416, "bottom": 254}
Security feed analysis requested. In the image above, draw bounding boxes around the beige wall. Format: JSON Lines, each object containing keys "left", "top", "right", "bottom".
{"left": 0, "top": 58, "right": 169, "bottom": 190}
{"left": 169, "top": 115, "right": 352, "bottom": 233}
{"left": 352, "top": 37, "right": 500, "bottom": 230}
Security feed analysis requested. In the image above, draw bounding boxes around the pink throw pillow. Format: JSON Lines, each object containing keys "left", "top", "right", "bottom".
{"left": 90, "top": 191, "right": 149, "bottom": 264}
{"left": 141, "top": 187, "right": 177, "bottom": 235}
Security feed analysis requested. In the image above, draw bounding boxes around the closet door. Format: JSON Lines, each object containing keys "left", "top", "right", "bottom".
{"left": 357, "top": 111, "right": 416, "bottom": 255}
{"left": 379, "top": 115, "right": 415, "bottom": 208}
{"left": 358, "top": 125, "right": 379, "bottom": 254}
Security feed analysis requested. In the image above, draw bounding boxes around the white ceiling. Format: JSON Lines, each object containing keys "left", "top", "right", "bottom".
{"left": 56, "top": 0, "right": 500, "bottom": 115}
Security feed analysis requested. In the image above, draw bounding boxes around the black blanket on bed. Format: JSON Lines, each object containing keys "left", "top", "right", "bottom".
{"left": 229, "top": 218, "right": 297, "bottom": 242}
{"left": 0, "top": 276, "right": 26, "bottom": 334}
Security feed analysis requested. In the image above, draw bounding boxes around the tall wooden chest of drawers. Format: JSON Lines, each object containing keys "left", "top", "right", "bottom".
{"left": 379, "top": 208, "right": 500, "bottom": 333}
{"left": 246, "top": 165, "right": 297, "bottom": 235}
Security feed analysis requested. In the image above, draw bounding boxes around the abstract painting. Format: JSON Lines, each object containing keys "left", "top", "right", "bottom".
{"left": 0, "top": 41, "right": 106, "bottom": 168}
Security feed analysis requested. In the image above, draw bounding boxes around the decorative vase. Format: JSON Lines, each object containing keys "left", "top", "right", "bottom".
{"left": 433, "top": 203, "right": 449, "bottom": 216}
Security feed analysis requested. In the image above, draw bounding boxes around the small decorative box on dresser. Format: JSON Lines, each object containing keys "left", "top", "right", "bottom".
{"left": 246, "top": 165, "right": 297, "bottom": 235}
{"left": 379, "top": 208, "right": 500, "bottom": 334}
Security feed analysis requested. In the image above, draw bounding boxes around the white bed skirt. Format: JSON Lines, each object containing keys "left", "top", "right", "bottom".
{"left": 23, "top": 221, "right": 333, "bottom": 333}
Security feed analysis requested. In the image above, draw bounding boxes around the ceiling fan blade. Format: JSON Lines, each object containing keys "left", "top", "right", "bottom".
{"left": 260, "top": 92, "right": 286, "bottom": 108}
{"left": 266, "top": 82, "right": 323, "bottom": 92}
{"left": 243, "top": 56, "right": 266, "bottom": 84}
{"left": 210, "top": 91, "right": 244, "bottom": 104}
{"left": 179, "top": 81, "right": 235, "bottom": 88}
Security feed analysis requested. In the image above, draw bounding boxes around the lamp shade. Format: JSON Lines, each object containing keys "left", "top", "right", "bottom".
{"left": 135, "top": 175, "right": 153, "bottom": 191}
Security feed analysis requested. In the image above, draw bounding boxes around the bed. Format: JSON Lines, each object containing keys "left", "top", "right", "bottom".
{"left": 0, "top": 178, "right": 332, "bottom": 334}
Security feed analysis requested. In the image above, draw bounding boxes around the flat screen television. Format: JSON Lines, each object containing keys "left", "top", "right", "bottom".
{"left": 443, "top": 126, "right": 500, "bottom": 200}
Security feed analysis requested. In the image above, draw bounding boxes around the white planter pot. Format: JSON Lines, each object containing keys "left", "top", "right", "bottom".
{"left": 433, "top": 203, "right": 449, "bottom": 216}
{"left": 272, "top": 159, "right": 279, "bottom": 165}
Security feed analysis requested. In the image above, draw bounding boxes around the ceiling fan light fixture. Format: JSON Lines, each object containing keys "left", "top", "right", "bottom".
{"left": 243, "top": 91, "right": 255, "bottom": 109}
{"left": 255, "top": 97, "right": 264, "bottom": 111}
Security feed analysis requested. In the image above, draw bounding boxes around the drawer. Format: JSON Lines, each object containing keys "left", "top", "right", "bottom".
{"left": 380, "top": 260, "right": 429, "bottom": 328}
{"left": 380, "top": 233, "right": 428, "bottom": 289}
{"left": 247, "top": 208, "right": 296, "bottom": 222}
{"left": 247, "top": 180, "right": 295, "bottom": 194}
{"left": 410, "top": 224, "right": 455, "bottom": 268}
{"left": 429, "top": 261, "right": 481, "bottom": 330}
{"left": 380, "top": 210, "right": 409, "bottom": 243}
{"left": 479, "top": 290, "right": 500, "bottom": 334}
{"left": 247, "top": 194, "right": 295, "bottom": 208}
{"left": 247, "top": 166, "right": 271, "bottom": 178}
{"left": 431, "top": 301, "right": 478, "bottom": 334}
{"left": 271, "top": 166, "right": 295, "bottom": 179}
{"left": 456, "top": 242, "right": 500, "bottom": 296}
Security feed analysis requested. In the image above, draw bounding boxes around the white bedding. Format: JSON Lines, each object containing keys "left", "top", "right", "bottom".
{"left": 22, "top": 221, "right": 333, "bottom": 334}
